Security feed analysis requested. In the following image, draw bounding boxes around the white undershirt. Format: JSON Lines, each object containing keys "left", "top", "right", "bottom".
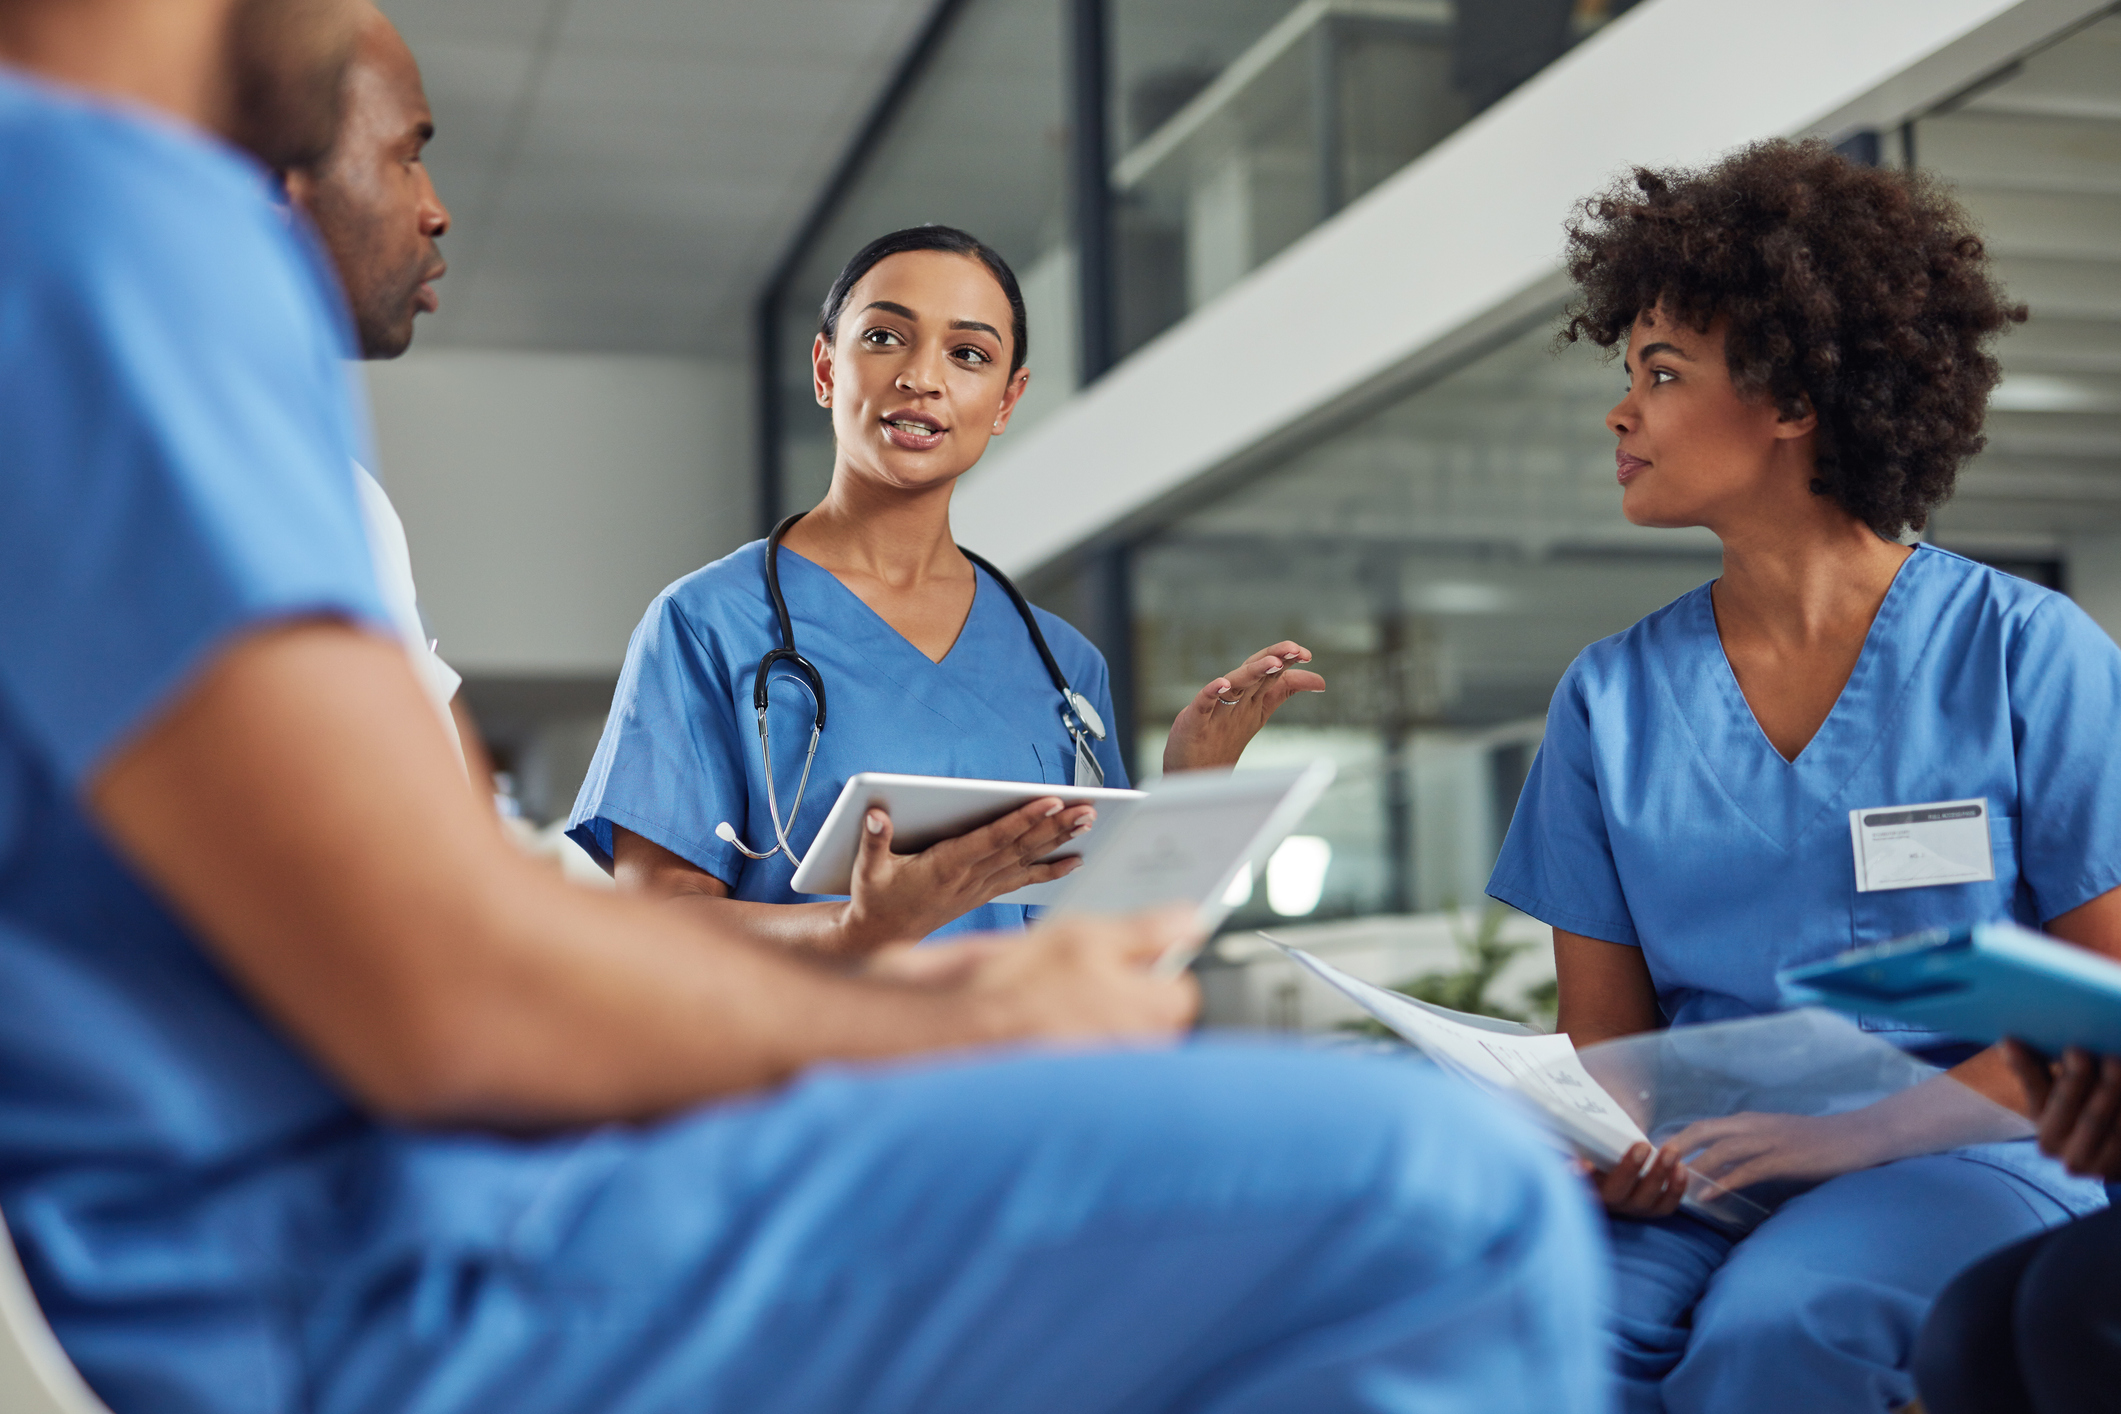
{"left": 354, "top": 462, "right": 465, "bottom": 770}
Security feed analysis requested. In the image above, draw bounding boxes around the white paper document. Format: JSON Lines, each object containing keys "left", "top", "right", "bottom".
{"left": 1274, "top": 940, "right": 1767, "bottom": 1229}
{"left": 1849, "top": 797, "right": 1994, "bottom": 892}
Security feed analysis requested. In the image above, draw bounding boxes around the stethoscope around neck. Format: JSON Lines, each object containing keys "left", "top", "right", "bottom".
{"left": 715, "top": 511, "right": 1110, "bottom": 867}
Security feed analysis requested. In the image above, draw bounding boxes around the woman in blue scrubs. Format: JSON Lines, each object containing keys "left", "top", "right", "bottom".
{"left": 570, "top": 225, "right": 1321, "bottom": 950}
{"left": 1487, "top": 139, "right": 2121, "bottom": 1412}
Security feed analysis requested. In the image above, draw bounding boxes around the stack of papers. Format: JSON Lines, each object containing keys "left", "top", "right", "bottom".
{"left": 1274, "top": 940, "right": 1768, "bottom": 1230}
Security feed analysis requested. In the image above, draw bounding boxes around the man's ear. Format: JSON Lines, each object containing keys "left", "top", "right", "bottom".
{"left": 811, "top": 332, "right": 835, "bottom": 408}
{"left": 988, "top": 366, "right": 1032, "bottom": 436}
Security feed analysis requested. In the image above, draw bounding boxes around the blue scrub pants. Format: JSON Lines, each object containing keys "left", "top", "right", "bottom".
{"left": 301, "top": 1042, "right": 1610, "bottom": 1414}
{"left": 1605, "top": 1152, "right": 2080, "bottom": 1414}
{"left": 1912, "top": 1199, "right": 2121, "bottom": 1414}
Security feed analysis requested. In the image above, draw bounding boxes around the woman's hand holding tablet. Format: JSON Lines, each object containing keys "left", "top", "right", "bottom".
{"left": 2006, "top": 1040, "right": 2121, "bottom": 1181}
{"left": 836, "top": 796, "right": 1097, "bottom": 953}
{"left": 617, "top": 794, "right": 1098, "bottom": 959}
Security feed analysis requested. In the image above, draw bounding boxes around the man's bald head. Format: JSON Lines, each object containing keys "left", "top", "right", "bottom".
{"left": 287, "top": 6, "right": 450, "bottom": 360}
{"left": 227, "top": 0, "right": 362, "bottom": 168}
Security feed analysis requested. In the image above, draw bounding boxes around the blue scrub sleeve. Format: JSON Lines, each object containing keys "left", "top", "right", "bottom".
{"left": 1487, "top": 658, "right": 1641, "bottom": 945}
{"left": 2009, "top": 595, "right": 2121, "bottom": 921}
{"left": 0, "top": 105, "right": 382, "bottom": 788}
{"left": 568, "top": 595, "right": 753, "bottom": 882}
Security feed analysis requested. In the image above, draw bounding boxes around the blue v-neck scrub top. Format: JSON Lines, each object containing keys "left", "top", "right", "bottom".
{"left": 568, "top": 543, "right": 1128, "bottom": 938}
{"left": 1489, "top": 544, "right": 2121, "bottom": 1047}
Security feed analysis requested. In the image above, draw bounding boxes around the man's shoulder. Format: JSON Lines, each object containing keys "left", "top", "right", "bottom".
{"left": 0, "top": 71, "right": 272, "bottom": 241}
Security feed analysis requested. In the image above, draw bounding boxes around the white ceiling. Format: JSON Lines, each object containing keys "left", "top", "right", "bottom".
{"left": 387, "top": 0, "right": 936, "bottom": 355}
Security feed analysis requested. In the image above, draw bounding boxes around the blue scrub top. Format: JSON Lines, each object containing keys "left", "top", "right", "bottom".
{"left": 568, "top": 542, "right": 1129, "bottom": 938}
{"left": 1490, "top": 544, "right": 2121, "bottom": 1046}
{"left": 0, "top": 68, "right": 401, "bottom": 1408}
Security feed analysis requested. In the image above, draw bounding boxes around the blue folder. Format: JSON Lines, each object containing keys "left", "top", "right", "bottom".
{"left": 1779, "top": 922, "right": 2121, "bottom": 1059}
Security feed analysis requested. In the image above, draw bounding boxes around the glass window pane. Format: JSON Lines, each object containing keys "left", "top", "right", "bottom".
{"left": 1129, "top": 320, "right": 1720, "bottom": 923}
{"left": 1109, "top": 0, "right": 1639, "bottom": 361}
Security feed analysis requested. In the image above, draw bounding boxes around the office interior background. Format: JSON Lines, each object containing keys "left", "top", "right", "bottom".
{"left": 371, "top": 0, "right": 2121, "bottom": 1024}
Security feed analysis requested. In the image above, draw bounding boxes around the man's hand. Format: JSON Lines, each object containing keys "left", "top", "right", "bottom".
{"left": 865, "top": 914, "right": 1200, "bottom": 1042}
{"left": 1163, "top": 642, "right": 1324, "bottom": 775}
{"left": 961, "top": 909, "right": 1201, "bottom": 1042}
{"left": 2007, "top": 1040, "right": 2121, "bottom": 1179}
{"left": 863, "top": 938, "right": 1006, "bottom": 989}
{"left": 842, "top": 798, "right": 1096, "bottom": 952}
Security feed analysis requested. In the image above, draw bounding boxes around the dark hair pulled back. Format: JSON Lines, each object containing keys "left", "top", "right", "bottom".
{"left": 819, "top": 225, "right": 1029, "bottom": 376}
{"left": 1561, "top": 138, "right": 2025, "bottom": 538}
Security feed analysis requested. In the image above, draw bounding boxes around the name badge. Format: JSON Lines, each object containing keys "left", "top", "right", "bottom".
{"left": 1849, "top": 797, "right": 1994, "bottom": 893}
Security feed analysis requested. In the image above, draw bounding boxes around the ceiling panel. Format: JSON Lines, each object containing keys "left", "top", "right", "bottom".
{"left": 387, "top": 0, "right": 937, "bottom": 354}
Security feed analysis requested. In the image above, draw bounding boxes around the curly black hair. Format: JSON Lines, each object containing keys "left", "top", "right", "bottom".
{"left": 1561, "top": 138, "right": 2025, "bottom": 537}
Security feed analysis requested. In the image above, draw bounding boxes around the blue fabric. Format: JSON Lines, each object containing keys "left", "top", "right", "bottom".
{"left": 1486, "top": 545, "right": 2121, "bottom": 1406}
{"left": 299, "top": 1043, "right": 1612, "bottom": 1414}
{"left": 568, "top": 541, "right": 1129, "bottom": 938}
{"left": 1490, "top": 544, "right": 2121, "bottom": 1043}
{"left": 0, "top": 64, "right": 385, "bottom": 1412}
{"left": 1607, "top": 1152, "right": 2072, "bottom": 1414}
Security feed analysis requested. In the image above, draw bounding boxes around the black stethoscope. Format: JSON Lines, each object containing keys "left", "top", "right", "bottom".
{"left": 715, "top": 511, "right": 1110, "bottom": 867}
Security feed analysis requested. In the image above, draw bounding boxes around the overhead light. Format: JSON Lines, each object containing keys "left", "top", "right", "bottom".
{"left": 1990, "top": 375, "right": 2113, "bottom": 413}
{"left": 1411, "top": 581, "right": 1515, "bottom": 614}
{"left": 1267, "top": 836, "right": 1332, "bottom": 916}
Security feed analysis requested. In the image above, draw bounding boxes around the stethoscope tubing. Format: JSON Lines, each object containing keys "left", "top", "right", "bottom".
{"left": 719, "top": 512, "right": 1106, "bottom": 868}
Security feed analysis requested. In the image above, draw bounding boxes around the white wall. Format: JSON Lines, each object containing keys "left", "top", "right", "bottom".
{"left": 362, "top": 349, "right": 754, "bottom": 675}
{"left": 955, "top": 0, "right": 2113, "bottom": 576}
{"left": 2069, "top": 535, "right": 2121, "bottom": 645}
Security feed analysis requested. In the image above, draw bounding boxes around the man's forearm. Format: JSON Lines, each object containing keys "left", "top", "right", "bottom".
{"left": 89, "top": 625, "right": 1004, "bottom": 1127}
{"left": 395, "top": 870, "right": 1004, "bottom": 1125}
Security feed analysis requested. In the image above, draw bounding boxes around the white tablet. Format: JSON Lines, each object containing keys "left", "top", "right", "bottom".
{"left": 1045, "top": 761, "right": 1337, "bottom": 939}
{"left": 787, "top": 772, "right": 1146, "bottom": 903}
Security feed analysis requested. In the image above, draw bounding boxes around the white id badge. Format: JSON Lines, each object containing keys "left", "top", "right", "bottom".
{"left": 1849, "top": 797, "right": 1994, "bottom": 892}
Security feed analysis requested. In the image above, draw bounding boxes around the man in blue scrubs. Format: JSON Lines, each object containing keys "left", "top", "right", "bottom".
{"left": 0, "top": 3, "right": 1610, "bottom": 1412}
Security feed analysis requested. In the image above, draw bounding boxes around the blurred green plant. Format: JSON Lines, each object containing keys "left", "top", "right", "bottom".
{"left": 1338, "top": 904, "right": 1553, "bottom": 1035}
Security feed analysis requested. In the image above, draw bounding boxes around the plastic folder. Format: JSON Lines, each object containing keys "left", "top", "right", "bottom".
{"left": 1779, "top": 922, "right": 2121, "bottom": 1058}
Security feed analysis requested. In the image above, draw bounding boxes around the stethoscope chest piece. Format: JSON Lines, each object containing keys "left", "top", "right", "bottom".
{"left": 1066, "top": 690, "right": 1106, "bottom": 741}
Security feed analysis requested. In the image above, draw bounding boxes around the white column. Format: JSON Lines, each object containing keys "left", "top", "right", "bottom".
{"left": 2067, "top": 535, "right": 2121, "bottom": 645}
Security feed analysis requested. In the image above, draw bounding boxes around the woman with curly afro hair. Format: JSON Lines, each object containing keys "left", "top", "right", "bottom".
{"left": 1485, "top": 138, "right": 2121, "bottom": 1412}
